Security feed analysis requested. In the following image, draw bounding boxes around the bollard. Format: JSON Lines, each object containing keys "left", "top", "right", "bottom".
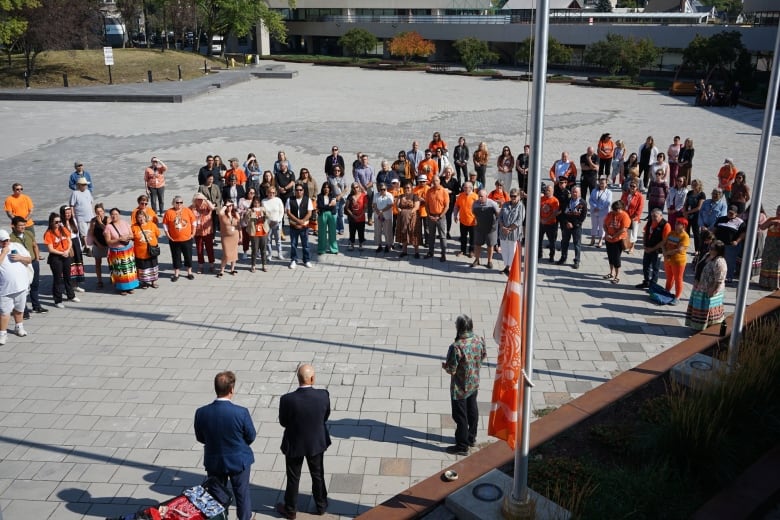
{"left": 23, "top": 71, "right": 30, "bottom": 89}
{"left": 62, "top": 73, "right": 68, "bottom": 88}
{"left": 204, "top": 60, "right": 208, "bottom": 74}
{"left": 178, "top": 65, "right": 182, "bottom": 81}
{"left": 147, "top": 70, "right": 153, "bottom": 83}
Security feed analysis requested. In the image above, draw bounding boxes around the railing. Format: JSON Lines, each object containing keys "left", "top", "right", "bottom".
{"left": 321, "top": 15, "right": 511, "bottom": 25}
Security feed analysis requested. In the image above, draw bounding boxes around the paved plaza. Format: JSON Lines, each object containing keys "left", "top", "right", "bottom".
{"left": 0, "top": 62, "right": 778, "bottom": 519}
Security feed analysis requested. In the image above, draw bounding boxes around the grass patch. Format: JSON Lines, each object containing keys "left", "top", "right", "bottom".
{"left": 527, "top": 315, "right": 780, "bottom": 518}
{"left": 533, "top": 406, "right": 557, "bottom": 418}
{"left": 0, "top": 49, "right": 225, "bottom": 88}
{"left": 588, "top": 75, "right": 671, "bottom": 89}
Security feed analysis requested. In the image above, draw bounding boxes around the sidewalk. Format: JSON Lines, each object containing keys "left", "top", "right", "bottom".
{"left": 0, "top": 61, "right": 777, "bottom": 519}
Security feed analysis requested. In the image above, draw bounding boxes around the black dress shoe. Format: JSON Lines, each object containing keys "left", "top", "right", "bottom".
{"left": 276, "top": 502, "right": 296, "bottom": 519}
{"left": 555, "top": 258, "right": 566, "bottom": 265}
{"left": 34, "top": 306, "right": 48, "bottom": 314}
{"left": 635, "top": 281, "right": 649, "bottom": 289}
{"left": 445, "top": 445, "right": 469, "bottom": 456}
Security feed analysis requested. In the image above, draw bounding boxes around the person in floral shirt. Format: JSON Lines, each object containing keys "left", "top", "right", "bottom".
{"left": 442, "top": 314, "right": 487, "bottom": 456}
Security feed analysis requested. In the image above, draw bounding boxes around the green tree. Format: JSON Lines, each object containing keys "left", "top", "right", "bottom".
{"left": 584, "top": 33, "right": 659, "bottom": 78}
{"left": 682, "top": 31, "right": 751, "bottom": 84}
{"left": 0, "top": 0, "right": 40, "bottom": 64}
{"left": 196, "top": 0, "right": 291, "bottom": 56}
{"left": 515, "top": 37, "right": 572, "bottom": 65}
{"left": 453, "top": 37, "right": 498, "bottom": 72}
{"left": 595, "top": 0, "right": 613, "bottom": 13}
{"left": 338, "top": 28, "right": 376, "bottom": 61}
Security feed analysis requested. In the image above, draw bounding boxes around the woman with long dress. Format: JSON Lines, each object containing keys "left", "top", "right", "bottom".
{"left": 759, "top": 204, "right": 780, "bottom": 290}
{"left": 685, "top": 240, "right": 727, "bottom": 330}
{"left": 217, "top": 202, "right": 241, "bottom": 276}
{"left": 395, "top": 181, "right": 422, "bottom": 258}
{"left": 131, "top": 210, "right": 161, "bottom": 289}
{"left": 103, "top": 208, "right": 139, "bottom": 295}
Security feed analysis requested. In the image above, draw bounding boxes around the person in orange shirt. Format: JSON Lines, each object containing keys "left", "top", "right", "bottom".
{"left": 597, "top": 133, "right": 615, "bottom": 179}
{"left": 130, "top": 194, "right": 158, "bottom": 226}
{"left": 4, "top": 183, "right": 34, "bottom": 233}
{"left": 621, "top": 181, "right": 645, "bottom": 254}
{"left": 246, "top": 197, "right": 269, "bottom": 272}
{"left": 663, "top": 217, "right": 690, "bottom": 304}
{"left": 226, "top": 158, "right": 248, "bottom": 187}
{"left": 417, "top": 150, "right": 439, "bottom": 181}
{"left": 453, "top": 182, "right": 478, "bottom": 257}
{"left": 428, "top": 131, "right": 447, "bottom": 153}
{"left": 717, "top": 158, "right": 737, "bottom": 200}
{"left": 42, "top": 213, "right": 76, "bottom": 308}
{"left": 425, "top": 175, "right": 450, "bottom": 261}
{"left": 413, "top": 176, "right": 430, "bottom": 248}
{"left": 162, "top": 195, "right": 196, "bottom": 281}
{"left": 602, "top": 200, "right": 631, "bottom": 284}
{"left": 539, "top": 183, "right": 560, "bottom": 261}
{"left": 488, "top": 180, "right": 509, "bottom": 206}
{"left": 389, "top": 178, "right": 402, "bottom": 240}
{"left": 144, "top": 156, "right": 167, "bottom": 216}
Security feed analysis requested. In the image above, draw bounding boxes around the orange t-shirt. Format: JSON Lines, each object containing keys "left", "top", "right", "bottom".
{"left": 428, "top": 139, "right": 447, "bottom": 153}
{"left": 425, "top": 186, "right": 449, "bottom": 215}
{"left": 4, "top": 194, "right": 34, "bottom": 227}
{"left": 455, "top": 192, "right": 478, "bottom": 226}
{"left": 603, "top": 210, "right": 631, "bottom": 243}
{"left": 417, "top": 159, "right": 439, "bottom": 181}
{"left": 132, "top": 222, "right": 160, "bottom": 259}
{"left": 488, "top": 189, "right": 509, "bottom": 206}
{"left": 413, "top": 185, "right": 430, "bottom": 217}
{"left": 130, "top": 206, "right": 159, "bottom": 225}
{"left": 389, "top": 187, "right": 401, "bottom": 215}
{"left": 717, "top": 165, "right": 737, "bottom": 192}
{"left": 226, "top": 168, "right": 247, "bottom": 186}
{"left": 540, "top": 195, "right": 560, "bottom": 226}
{"left": 43, "top": 228, "right": 71, "bottom": 254}
{"left": 163, "top": 207, "right": 195, "bottom": 242}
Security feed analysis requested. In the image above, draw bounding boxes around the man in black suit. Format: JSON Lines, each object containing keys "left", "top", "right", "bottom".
{"left": 276, "top": 364, "right": 331, "bottom": 519}
{"left": 194, "top": 371, "right": 256, "bottom": 520}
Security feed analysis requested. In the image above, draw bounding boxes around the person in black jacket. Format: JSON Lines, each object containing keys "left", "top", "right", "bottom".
{"left": 277, "top": 364, "right": 331, "bottom": 519}
{"left": 557, "top": 186, "right": 588, "bottom": 269}
{"left": 324, "top": 145, "right": 345, "bottom": 178}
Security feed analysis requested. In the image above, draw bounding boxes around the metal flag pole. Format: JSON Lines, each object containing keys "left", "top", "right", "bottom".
{"left": 503, "top": 0, "right": 551, "bottom": 515}
{"left": 727, "top": 23, "right": 780, "bottom": 368}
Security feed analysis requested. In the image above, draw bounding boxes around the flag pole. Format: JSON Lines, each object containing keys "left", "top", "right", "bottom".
{"left": 504, "top": 0, "right": 550, "bottom": 514}
{"left": 727, "top": 23, "right": 780, "bottom": 368}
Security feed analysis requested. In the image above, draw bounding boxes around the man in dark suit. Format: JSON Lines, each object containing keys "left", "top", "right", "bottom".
{"left": 276, "top": 364, "right": 331, "bottom": 519}
{"left": 194, "top": 371, "right": 256, "bottom": 520}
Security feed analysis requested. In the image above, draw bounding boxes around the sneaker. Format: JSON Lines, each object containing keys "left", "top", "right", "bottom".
{"left": 55, "top": 303, "right": 65, "bottom": 309}
{"left": 278, "top": 252, "right": 285, "bottom": 260}
{"left": 242, "top": 252, "right": 249, "bottom": 260}
{"left": 74, "top": 286, "right": 85, "bottom": 293}
{"left": 289, "top": 260, "right": 297, "bottom": 270}
{"left": 384, "top": 246, "right": 390, "bottom": 253}
{"left": 14, "top": 324, "right": 27, "bottom": 337}
{"left": 670, "top": 298, "right": 680, "bottom": 306}
{"left": 304, "top": 261, "right": 312, "bottom": 268}
{"left": 70, "top": 297, "right": 81, "bottom": 303}
{"left": 0, "top": 332, "right": 6, "bottom": 345}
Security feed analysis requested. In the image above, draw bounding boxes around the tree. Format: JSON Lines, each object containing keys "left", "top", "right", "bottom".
{"left": 388, "top": 31, "right": 435, "bottom": 65}
{"left": 0, "top": 0, "right": 40, "bottom": 64}
{"left": 15, "top": 0, "right": 101, "bottom": 78}
{"left": 195, "top": 0, "right": 290, "bottom": 56}
{"left": 515, "top": 37, "right": 572, "bottom": 65}
{"left": 584, "top": 33, "right": 659, "bottom": 78}
{"left": 682, "top": 31, "right": 749, "bottom": 83}
{"left": 338, "top": 28, "right": 376, "bottom": 62}
{"left": 453, "top": 37, "right": 498, "bottom": 72}
{"left": 595, "top": 0, "right": 613, "bottom": 13}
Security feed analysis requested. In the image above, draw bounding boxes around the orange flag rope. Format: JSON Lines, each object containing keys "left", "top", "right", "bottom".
{"left": 487, "top": 246, "right": 526, "bottom": 449}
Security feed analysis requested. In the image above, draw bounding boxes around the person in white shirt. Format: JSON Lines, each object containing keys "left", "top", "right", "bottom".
{"left": 372, "top": 183, "right": 395, "bottom": 254}
{"left": 0, "top": 229, "right": 32, "bottom": 344}
{"left": 262, "top": 187, "right": 285, "bottom": 259}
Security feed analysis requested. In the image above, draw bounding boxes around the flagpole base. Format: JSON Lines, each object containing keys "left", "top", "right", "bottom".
{"left": 501, "top": 494, "right": 535, "bottom": 519}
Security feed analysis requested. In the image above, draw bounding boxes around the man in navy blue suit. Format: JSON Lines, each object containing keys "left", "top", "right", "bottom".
{"left": 194, "top": 371, "right": 256, "bottom": 520}
{"left": 276, "top": 364, "right": 331, "bottom": 519}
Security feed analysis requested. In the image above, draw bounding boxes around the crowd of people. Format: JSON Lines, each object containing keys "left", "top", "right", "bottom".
{"left": 1, "top": 131, "right": 779, "bottom": 346}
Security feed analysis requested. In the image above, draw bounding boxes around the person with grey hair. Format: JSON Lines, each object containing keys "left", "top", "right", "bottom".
{"left": 470, "top": 189, "right": 500, "bottom": 269}
{"left": 442, "top": 315, "right": 486, "bottom": 456}
{"left": 699, "top": 187, "right": 727, "bottom": 233}
{"left": 498, "top": 188, "right": 525, "bottom": 275}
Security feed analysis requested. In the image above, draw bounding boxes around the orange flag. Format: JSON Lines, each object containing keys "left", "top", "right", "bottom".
{"left": 487, "top": 246, "right": 525, "bottom": 449}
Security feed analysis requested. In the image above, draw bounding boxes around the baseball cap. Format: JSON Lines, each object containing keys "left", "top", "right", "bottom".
{"left": 724, "top": 158, "right": 733, "bottom": 164}
{"left": 0, "top": 229, "right": 9, "bottom": 241}
{"left": 391, "top": 178, "right": 400, "bottom": 184}
{"left": 74, "top": 161, "right": 83, "bottom": 168}
{"left": 416, "top": 175, "right": 427, "bottom": 183}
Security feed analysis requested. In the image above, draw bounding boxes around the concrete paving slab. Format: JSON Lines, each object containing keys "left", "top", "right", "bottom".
{"left": 0, "top": 60, "right": 777, "bottom": 519}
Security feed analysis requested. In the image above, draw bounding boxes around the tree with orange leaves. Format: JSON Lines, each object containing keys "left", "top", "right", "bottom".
{"left": 388, "top": 31, "right": 435, "bottom": 65}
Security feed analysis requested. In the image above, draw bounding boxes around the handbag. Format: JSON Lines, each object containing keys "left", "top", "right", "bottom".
{"left": 201, "top": 476, "right": 233, "bottom": 508}
{"left": 141, "top": 228, "right": 160, "bottom": 257}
